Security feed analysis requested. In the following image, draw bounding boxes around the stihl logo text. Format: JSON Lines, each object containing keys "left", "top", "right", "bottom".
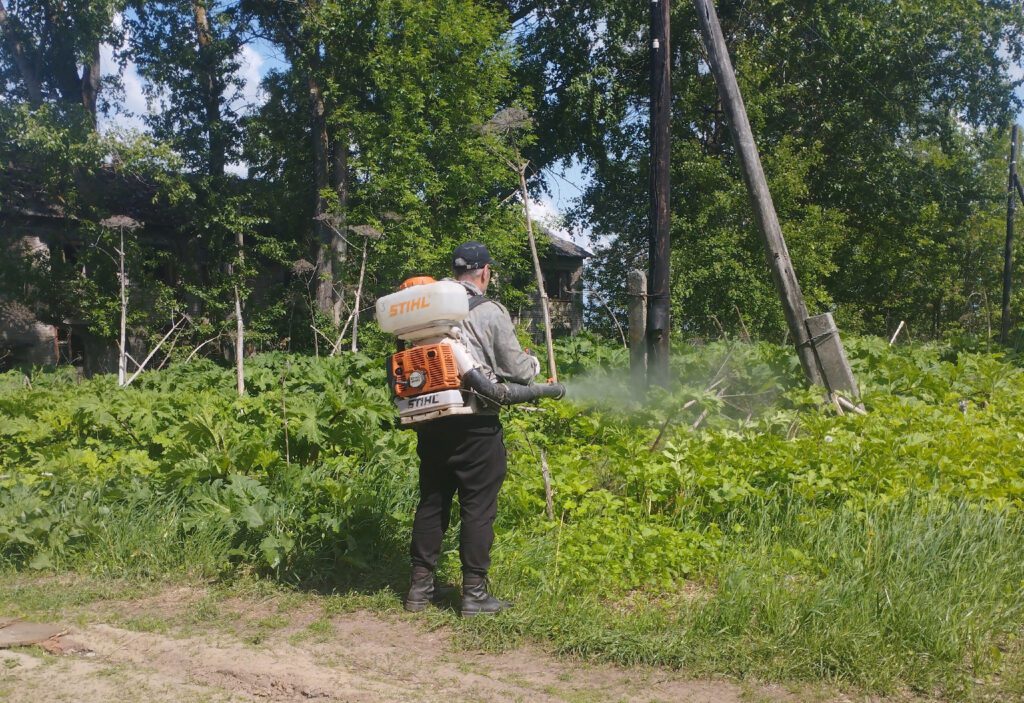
{"left": 408, "top": 395, "right": 440, "bottom": 409}
{"left": 389, "top": 297, "right": 430, "bottom": 316}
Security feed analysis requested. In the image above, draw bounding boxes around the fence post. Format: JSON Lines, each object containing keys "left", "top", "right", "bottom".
{"left": 628, "top": 269, "right": 648, "bottom": 392}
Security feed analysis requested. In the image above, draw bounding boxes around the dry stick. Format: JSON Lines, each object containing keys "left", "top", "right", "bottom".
{"left": 155, "top": 325, "right": 187, "bottom": 371}
{"left": 540, "top": 449, "right": 555, "bottom": 520}
{"left": 234, "top": 228, "right": 246, "bottom": 396}
{"left": 117, "top": 226, "right": 128, "bottom": 386}
{"left": 692, "top": 386, "right": 729, "bottom": 430}
{"left": 830, "top": 392, "right": 846, "bottom": 417}
{"left": 710, "top": 314, "right": 727, "bottom": 340}
{"left": 734, "top": 305, "right": 752, "bottom": 343}
{"left": 585, "top": 287, "right": 628, "bottom": 349}
{"left": 350, "top": 237, "right": 369, "bottom": 353}
{"left": 310, "top": 324, "right": 335, "bottom": 349}
{"left": 184, "top": 334, "right": 221, "bottom": 364}
{"left": 836, "top": 395, "right": 868, "bottom": 416}
{"left": 518, "top": 161, "right": 557, "bottom": 381}
{"left": 234, "top": 285, "right": 245, "bottom": 395}
{"left": 124, "top": 315, "right": 189, "bottom": 386}
{"left": 327, "top": 294, "right": 356, "bottom": 355}
{"left": 281, "top": 361, "right": 291, "bottom": 467}
{"left": 889, "top": 320, "right": 906, "bottom": 346}
{"left": 650, "top": 399, "right": 698, "bottom": 452}
{"left": 309, "top": 294, "right": 320, "bottom": 358}
{"left": 329, "top": 311, "right": 355, "bottom": 356}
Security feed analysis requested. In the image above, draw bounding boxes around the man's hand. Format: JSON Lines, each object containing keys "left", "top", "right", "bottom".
{"left": 528, "top": 354, "right": 541, "bottom": 378}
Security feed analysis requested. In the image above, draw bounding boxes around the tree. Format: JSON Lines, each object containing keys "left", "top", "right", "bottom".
{"left": 244, "top": 0, "right": 537, "bottom": 346}
{"left": 127, "top": 0, "right": 249, "bottom": 177}
{"left": 0, "top": 0, "right": 119, "bottom": 123}
{"left": 508, "top": 0, "right": 1024, "bottom": 338}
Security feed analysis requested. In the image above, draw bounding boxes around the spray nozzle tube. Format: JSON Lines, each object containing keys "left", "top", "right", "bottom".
{"left": 461, "top": 368, "right": 566, "bottom": 405}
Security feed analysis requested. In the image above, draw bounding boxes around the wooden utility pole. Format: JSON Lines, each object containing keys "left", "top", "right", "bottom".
{"left": 1002, "top": 125, "right": 1019, "bottom": 344}
{"left": 693, "top": 0, "right": 823, "bottom": 385}
{"left": 648, "top": 0, "right": 672, "bottom": 388}
{"left": 628, "top": 269, "right": 648, "bottom": 392}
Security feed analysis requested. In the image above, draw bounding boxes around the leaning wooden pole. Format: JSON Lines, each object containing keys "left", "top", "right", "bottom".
{"left": 694, "top": 0, "right": 822, "bottom": 385}
{"left": 1001, "top": 124, "right": 1018, "bottom": 344}
{"left": 519, "top": 163, "right": 558, "bottom": 381}
{"left": 647, "top": 0, "right": 672, "bottom": 388}
{"left": 233, "top": 228, "right": 246, "bottom": 396}
{"left": 117, "top": 226, "right": 128, "bottom": 387}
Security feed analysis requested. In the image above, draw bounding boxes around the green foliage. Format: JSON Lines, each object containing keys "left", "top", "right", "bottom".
{"left": 2, "top": 339, "right": 1024, "bottom": 695}
{"left": 516, "top": 0, "right": 1024, "bottom": 338}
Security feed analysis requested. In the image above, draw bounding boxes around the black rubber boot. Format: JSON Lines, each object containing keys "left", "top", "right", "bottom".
{"left": 460, "top": 574, "right": 512, "bottom": 617}
{"left": 405, "top": 568, "right": 455, "bottom": 612}
{"left": 404, "top": 567, "right": 435, "bottom": 612}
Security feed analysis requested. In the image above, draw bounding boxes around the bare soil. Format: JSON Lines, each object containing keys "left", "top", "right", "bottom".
{"left": 0, "top": 584, "right": 854, "bottom": 703}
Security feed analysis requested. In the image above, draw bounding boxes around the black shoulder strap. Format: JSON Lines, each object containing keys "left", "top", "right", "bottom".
{"left": 468, "top": 294, "right": 490, "bottom": 311}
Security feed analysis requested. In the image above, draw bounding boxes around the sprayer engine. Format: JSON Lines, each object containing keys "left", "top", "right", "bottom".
{"left": 375, "top": 277, "right": 566, "bottom": 426}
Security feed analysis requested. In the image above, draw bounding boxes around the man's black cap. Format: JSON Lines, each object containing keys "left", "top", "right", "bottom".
{"left": 452, "top": 241, "right": 494, "bottom": 272}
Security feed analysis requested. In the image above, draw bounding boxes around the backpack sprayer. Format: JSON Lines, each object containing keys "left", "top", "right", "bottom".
{"left": 375, "top": 277, "right": 566, "bottom": 426}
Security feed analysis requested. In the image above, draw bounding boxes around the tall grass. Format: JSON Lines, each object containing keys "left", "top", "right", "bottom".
{"left": 4, "top": 343, "right": 1024, "bottom": 699}
{"left": 464, "top": 495, "right": 1024, "bottom": 697}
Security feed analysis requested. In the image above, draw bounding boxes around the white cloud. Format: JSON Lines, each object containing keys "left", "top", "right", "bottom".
{"left": 229, "top": 44, "right": 267, "bottom": 113}
{"left": 528, "top": 198, "right": 572, "bottom": 239}
{"left": 225, "top": 162, "right": 249, "bottom": 178}
{"left": 98, "top": 13, "right": 150, "bottom": 133}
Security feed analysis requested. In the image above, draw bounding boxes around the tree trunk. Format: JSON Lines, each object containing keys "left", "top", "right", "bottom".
{"left": 308, "top": 68, "right": 332, "bottom": 317}
{"left": 192, "top": 0, "right": 226, "bottom": 177}
{"left": 329, "top": 130, "right": 349, "bottom": 325}
{"left": 81, "top": 43, "right": 101, "bottom": 123}
{"left": 44, "top": 4, "right": 85, "bottom": 107}
{"left": 0, "top": 0, "right": 43, "bottom": 107}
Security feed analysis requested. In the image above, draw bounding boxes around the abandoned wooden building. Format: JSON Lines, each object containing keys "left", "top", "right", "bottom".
{"left": 2, "top": 162, "right": 593, "bottom": 373}
{"left": 515, "top": 227, "right": 592, "bottom": 339}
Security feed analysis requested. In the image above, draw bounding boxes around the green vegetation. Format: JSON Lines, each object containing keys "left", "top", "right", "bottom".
{"left": 2, "top": 337, "right": 1023, "bottom": 699}
{"left": 4, "top": 3, "right": 1024, "bottom": 700}
{"left": 3, "top": 2, "right": 1024, "bottom": 358}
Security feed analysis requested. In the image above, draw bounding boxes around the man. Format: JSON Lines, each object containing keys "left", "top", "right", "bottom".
{"left": 404, "top": 241, "right": 540, "bottom": 616}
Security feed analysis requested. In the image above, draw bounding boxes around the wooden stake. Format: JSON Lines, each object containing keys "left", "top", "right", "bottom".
{"left": 628, "top": 269, "right": 647, "bottom": 392}
{"left": 540, "top": 449, "right": 555, "bottom": 520}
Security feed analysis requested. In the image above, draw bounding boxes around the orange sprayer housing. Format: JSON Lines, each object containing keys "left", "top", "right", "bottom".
{"left": 398, "top": 275, "right": 436, "bottom": 290}
{"left": 390, "top": 343, "right": 462, "bottom": 398}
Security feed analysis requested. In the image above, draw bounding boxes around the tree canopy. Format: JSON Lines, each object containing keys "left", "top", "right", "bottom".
{"left": 1, "top": 0, "right": 1023, "bottom": 371}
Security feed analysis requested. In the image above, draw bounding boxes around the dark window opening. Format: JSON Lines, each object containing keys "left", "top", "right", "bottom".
{"left": 543, "top": 270, "right": 573, "bottom": 301}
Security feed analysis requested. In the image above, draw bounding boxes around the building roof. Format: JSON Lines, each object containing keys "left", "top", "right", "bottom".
{"left": 542, "top": 227, "right": 592, "bottom": 259}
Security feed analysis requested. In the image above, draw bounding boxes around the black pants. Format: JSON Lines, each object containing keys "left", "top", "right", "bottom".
{"left": 410, "top": 415, "right": 507, "bottom": 577}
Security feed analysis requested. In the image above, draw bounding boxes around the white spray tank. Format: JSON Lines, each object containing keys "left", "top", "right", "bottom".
{"left": 375, "top": 277, "right": 566, "bottom": 426}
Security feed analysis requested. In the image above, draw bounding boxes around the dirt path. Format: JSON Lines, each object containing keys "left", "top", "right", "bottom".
{"left": 0, "top": 585, "right": 825, "bottom": 703}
